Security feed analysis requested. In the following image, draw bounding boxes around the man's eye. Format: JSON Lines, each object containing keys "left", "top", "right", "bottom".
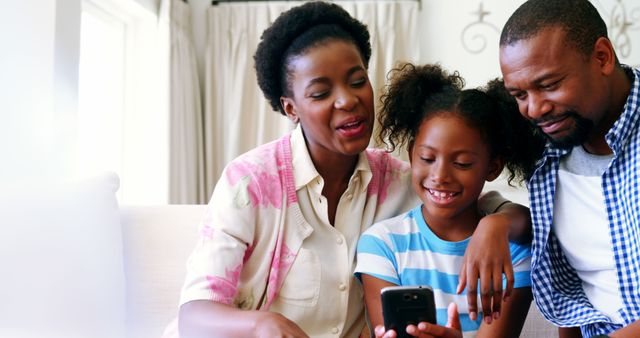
{"left": 513, "top": 91, "right": 527, "bottom": 100}
{"left": 420, "top": 157, "right": 434, "bottom": 163}
{"left": 540, "top": 80, "right": 559, "bottom": 90}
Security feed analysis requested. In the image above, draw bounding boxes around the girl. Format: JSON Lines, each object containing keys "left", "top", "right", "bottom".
{"left": 175, "top": 3, "right": 532, "bottom": 338}
{"left": 355, "top": 63, "right": 544, "bottom": 338}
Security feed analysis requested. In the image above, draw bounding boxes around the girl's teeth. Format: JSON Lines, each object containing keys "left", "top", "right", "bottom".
{"left": 430, "top": 189, "right": 454, "bottom": 198}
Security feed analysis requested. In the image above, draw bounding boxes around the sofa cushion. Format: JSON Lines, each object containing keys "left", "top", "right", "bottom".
{"left": 0, "top": 172, "right": 125, "bottom": 338}
{"left": 521, "top": 303, "right": 558, "bottom": 338}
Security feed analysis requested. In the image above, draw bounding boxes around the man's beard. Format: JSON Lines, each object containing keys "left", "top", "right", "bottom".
{"left": 533, "top": 111, "right": 594, "bottom": 150}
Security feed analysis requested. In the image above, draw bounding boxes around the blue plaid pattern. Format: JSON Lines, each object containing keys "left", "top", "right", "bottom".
{"left": 528, "top": 66, "right": 640, "bottom": 337}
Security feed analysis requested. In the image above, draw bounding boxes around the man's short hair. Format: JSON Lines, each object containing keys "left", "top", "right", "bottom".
{"left": 500, "top": 0, "right": 608, "bottom": 57}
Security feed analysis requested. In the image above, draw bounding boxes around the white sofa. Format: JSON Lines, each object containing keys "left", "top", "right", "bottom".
{"left": 0, "top": 173, "right": 558, "bottom": 338}
{"left": 122, "top": 204, "right": 558, "bottom": 338}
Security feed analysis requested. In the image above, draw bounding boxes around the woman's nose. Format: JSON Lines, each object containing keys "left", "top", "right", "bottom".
{"left": 334, "top": 89, "right": 358, "bottom": 111}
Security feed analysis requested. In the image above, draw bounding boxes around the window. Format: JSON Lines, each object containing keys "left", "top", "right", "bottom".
{"left": 77, "top": 0, "right": 168, "bottom": 204}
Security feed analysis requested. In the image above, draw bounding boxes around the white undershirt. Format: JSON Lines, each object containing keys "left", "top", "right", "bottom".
{"left": 553, "top": 147, "right": 623, "bottom": 323}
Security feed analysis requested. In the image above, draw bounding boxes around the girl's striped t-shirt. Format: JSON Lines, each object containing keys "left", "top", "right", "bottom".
{"left": 355, "top": 204, "right": 532, "bottom": 337}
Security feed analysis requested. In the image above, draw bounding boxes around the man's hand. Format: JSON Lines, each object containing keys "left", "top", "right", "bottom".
{"left": 457, "top": 213, "right": 514, "bottom": 323}
{"left": 610, "top": 320, "right": 640, "bottom": 338}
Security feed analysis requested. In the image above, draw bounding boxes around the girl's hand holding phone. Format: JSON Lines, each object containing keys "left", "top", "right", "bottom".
{"left": 374, "top": 303, "right": 462, "bottom": 338}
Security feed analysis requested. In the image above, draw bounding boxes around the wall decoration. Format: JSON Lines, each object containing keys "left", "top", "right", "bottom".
{"left": 594, "top": 0, "right": 639, "bottom": 65}
{"left": 460, "top": 2, "right": 499, "bottom": 54}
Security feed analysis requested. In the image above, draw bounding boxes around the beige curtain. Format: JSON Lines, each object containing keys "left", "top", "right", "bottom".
{"left": 203, "top": 0, "right": 419, "bottom": 198}
{"left": 166, "top": 0, "right": 206, "bottom": 204}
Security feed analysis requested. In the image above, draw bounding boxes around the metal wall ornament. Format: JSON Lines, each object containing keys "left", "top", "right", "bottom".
{"left": 457, "top": 1, "right": 639, "bottom": 67}
{"left": 594, "top": 0, "right": 639, "bottom": 61}
{"left": 460, "top": 2, "right": 499, "bottom": 54}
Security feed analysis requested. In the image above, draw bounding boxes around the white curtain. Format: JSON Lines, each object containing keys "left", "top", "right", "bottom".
{"left": 203, "top": 0, "right": 419, "bottom": 198}
{"left": 165, "top": 0, "right": 206, "bottom": 204}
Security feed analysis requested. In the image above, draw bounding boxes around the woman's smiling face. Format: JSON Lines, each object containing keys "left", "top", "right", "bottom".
{"left": 410, "top": 114, "right": 502, "bottom": 225}
{"left": 281, "top": 39, "right": 374, "bottom": 161}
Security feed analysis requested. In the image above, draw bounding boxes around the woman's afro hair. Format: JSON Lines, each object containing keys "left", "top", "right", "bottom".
{"left": 254, "top": 1, "right": 371, "bottom": 115}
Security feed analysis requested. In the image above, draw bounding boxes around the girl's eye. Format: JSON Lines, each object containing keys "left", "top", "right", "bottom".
{"left": 350, "top": 77, "right": 367, "bottom": 87}
{"left": 420, "top": 157, "right": 434, "bottom": 163}
{"left": 454, "top": 162, "right": 472, "bottom": 168}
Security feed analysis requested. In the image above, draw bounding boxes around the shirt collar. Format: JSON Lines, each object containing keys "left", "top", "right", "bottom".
{"left": 605, "top": 66, "right": 640, "bottom": 154}
{"left": 290, "top": 124, "right": 372, "bottom": 193}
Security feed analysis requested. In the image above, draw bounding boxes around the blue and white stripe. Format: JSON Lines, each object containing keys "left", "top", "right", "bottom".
{"left": 355, "top": 205, "right": 532, "bottom": 337}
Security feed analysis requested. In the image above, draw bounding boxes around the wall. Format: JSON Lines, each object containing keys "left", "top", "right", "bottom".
{"left": 419, "top": 0, "right": 519, "bottom": 87}
{"left": 0, "top": 0, "right": 60, "bottom": 187}
{"left": 134, "top": 0, "right": 160, "bottom": 12}
{"left": 3, "top": 0, "right": 638, "bottom": 203}
{"left": 0, "top": 0, "right": 84, "bottom": 187}
{"left": 419, "top": 0, "right": 640, "bottom": 88}
{"left": 187, "top": 0, "right": 639, "bottom": 104}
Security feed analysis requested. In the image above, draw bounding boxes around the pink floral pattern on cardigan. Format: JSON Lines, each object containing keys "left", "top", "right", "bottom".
{"left": 220, "top": 137, "right": 300, "bottom": 309}
{"left": 224, "top": 140, "right": 294, "bottom": 210}
{"left": 366, "top": 148, "right": 410, "bottom": 205}
{"left": 199, "top": 225, "right": 214, "bottom": 240}
{"left": 206, "top": 263, "right": 242, "bottom": 304}
{"left": 181, "top": 133, "right": 414, "bottom": 314}
{"left": 263, "top": 242, "right": 296, "bottom": 309}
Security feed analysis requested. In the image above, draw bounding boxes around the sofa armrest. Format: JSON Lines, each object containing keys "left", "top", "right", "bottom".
{"left": 120, "top": 204, "right": 206, "bottom": 338}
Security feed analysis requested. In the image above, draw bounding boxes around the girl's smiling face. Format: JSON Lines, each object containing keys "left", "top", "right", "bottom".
{"left": 280, "top": 40, "right": 374, "bottom": 162}
{"left": 409, "top": 113, "right": 503, "bottom": 229}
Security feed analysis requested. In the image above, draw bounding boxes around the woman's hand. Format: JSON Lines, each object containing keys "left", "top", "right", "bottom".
{"left": 253, "top": 311, "right": 310, "bottom": 338}
{"left": 179, "top": 300, "right": 308, "bottom": 338}
{"left": 374, "top": 303, "right": 462, "bottom": 338}
{"left": 457, "top": 213, "right": 514, "bottom": 323}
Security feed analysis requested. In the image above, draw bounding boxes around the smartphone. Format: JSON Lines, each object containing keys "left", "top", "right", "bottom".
{"left": 381, "top": 285, "right": 437, "bottom": 337}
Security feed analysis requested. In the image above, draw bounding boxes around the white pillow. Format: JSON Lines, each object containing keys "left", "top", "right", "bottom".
{"left": 0, "top": 172, "right": 125, "bottom": 338}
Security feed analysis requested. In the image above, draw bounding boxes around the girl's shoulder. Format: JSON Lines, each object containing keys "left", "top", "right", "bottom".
{"left": 363, "top": 208, "right": 418, "bottom": 239}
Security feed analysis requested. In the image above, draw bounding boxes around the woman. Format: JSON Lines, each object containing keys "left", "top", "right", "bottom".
{"left": 176, "top": 2, "right": 526, "bottom": 337}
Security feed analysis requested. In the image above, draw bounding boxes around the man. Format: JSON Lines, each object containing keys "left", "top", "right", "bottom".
{"left": 498, "top": 0, "right": 640, "bottom": 337}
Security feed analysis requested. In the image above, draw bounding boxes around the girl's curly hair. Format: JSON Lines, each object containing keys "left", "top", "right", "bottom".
{"left": 378, "top": 63, "right": 544, "bottom": 184}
